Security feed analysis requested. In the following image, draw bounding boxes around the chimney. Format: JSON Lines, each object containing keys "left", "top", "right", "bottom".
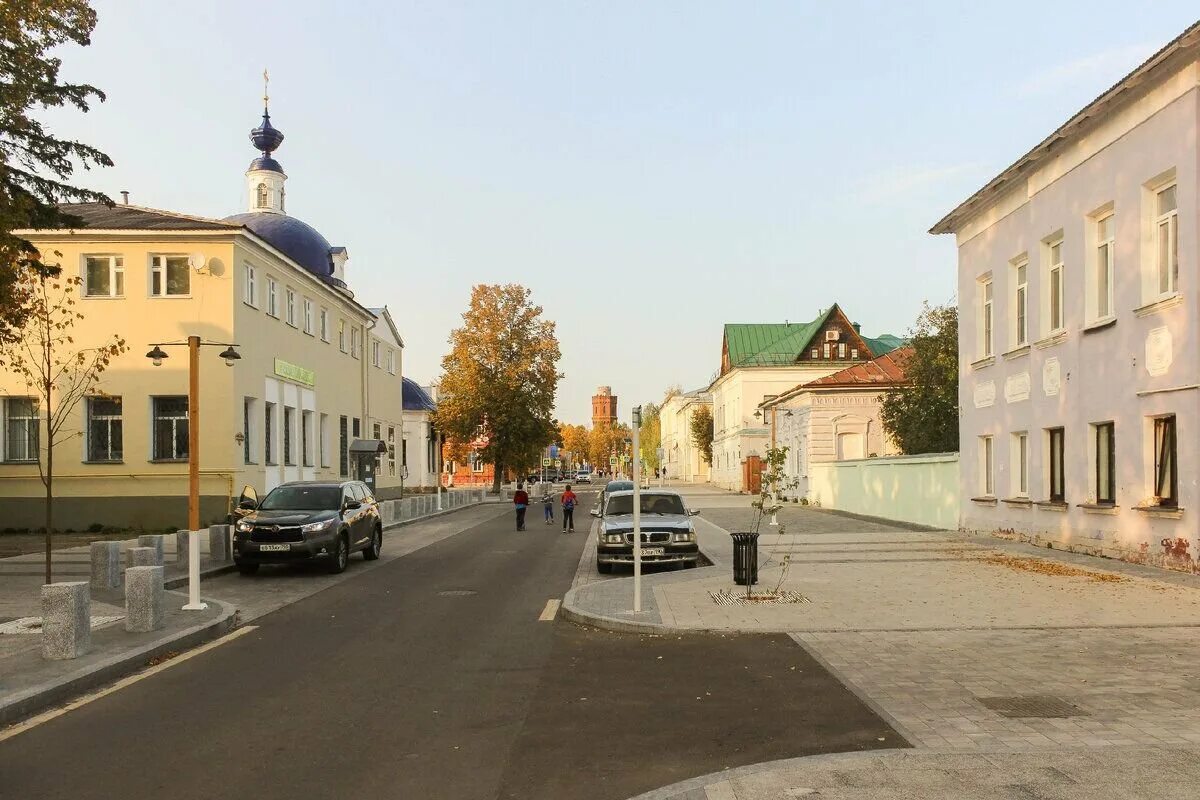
{"left": 120, "top": 191, "right": 129, "bottom": 205}
{"left": 852, "top": 322, "right": 861, "bottom": 333}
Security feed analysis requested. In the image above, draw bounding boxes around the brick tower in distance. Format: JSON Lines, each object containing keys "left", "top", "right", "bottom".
{"left": 591, "top": 386, "right": 618, "bottom": 428}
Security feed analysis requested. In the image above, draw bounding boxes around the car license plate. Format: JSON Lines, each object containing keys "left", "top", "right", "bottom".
{"left": 640, "top": 547, "right": 665, "bottom": 556}
{"left": 259, "top": 543, "right": 291, "bottom": 552}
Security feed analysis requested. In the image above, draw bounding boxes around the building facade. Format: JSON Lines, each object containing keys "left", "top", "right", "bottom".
{"left": 708, "top": 304, "right": 902, "bottom": 490}
{"left": 401, "top": 378, "right": 441, "bottom": 491}
{"left": 0, "top": 102, "right": 405, "bottom": 528}
{"left": 933, "top": 22, "right": 1200, "bottom": 559}
{"left": 659, "top": 389, "right": 712, "bottom": 483}
{"left": 591, "top": 386, "right": 618, "bottom": 428}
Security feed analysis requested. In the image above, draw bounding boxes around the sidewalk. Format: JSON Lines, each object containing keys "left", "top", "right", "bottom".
{"left": 562, "top": 484, "right": 1200, "bottom": 799}
{"left": 0, "top": 491, "right": 502, "bottom": 725}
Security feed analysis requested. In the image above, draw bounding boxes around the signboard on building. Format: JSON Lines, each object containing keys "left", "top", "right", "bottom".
{"left": 274, "top": 358, "right": 315, "bottom": 386}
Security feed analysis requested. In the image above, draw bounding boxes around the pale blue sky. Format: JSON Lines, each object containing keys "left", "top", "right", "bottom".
{"left": 47, "top": 2, "right": 1199, "bottom": 424}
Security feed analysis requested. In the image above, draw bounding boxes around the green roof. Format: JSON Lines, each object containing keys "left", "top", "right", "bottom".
{"left": 722, "top": 305, "right": 902, "bottom": 369}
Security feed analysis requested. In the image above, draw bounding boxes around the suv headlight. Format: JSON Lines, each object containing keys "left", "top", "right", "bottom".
{"left": 604, "top": 533, "right": 625, "bottom": 544}
{"left": 301, "top": 519, "right": 336, "bottom": 534}
{"left": 672, "top": 531, "right": 696, "bottom": 543}
{"left": 235, "top": 519, "right": 253, "bottom": 533}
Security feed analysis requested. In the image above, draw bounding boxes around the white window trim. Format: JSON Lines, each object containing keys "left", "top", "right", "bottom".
{"left": 978, "top": 276, "right": 994, "bottom": 359}
{"left": 1155, "top": 183, "right": 1179, "bottom": 298}
{"left": 1012, "top": 257, "right": 1029, "bottom": 348}
{"left": 266, "top": 277, "right": 279, "bottom": 318}
{"left": 372, "top": 340, "right": 381, "bottom": 368}
{"left": 1010, "top": 431, "right": 1029, "bottom": 498}
{"left": 1087, "top": 207, "right": 1116, "bottom": 323}
{"left": 149, "top": 254, "right": 191, "bottom": 298}
{"left": 387, "top": 349, "right": 396, "bottom": 375}
{"left": 338, "top": 320, "right": 348, "bottom": 353}
{"left": 303, "top": 298, "right": 314, "bottom": 335}
{"left": 285, "top": 288, "right": 297, "bottom": 327}
{"left": 320, "top": 309, "right": 330, "bottom": 342}
{"left": 978, "top": 435, "right": 994, "bottom": 497}
{"left": 83, "top": 255, "right": 125, "bottom": 299}
{"left": 1044, "top": 236, "right": 1064, "bottom": 335}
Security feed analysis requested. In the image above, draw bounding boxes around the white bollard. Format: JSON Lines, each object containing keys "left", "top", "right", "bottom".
{"left": 182, "top": 530, "right": 207, "bottom": 611}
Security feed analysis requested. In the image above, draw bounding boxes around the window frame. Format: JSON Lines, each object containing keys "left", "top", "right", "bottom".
{"left": 1047, "top": 427, "right": 1065, "bottom": 503}
{"left": 150, "top": 396, "right": 189, "bottom": 462}
{"left": 1046, "top": 238, "right": 1064, "bottom": 334}
{"left": 266, "top": 277, "right": 279, "bottom": 318}
{"left": 339, "top": 320, "right": 348, "bottom": 353}
{"left": 285, "top": 287, "right": 297, "bottom": 327}
{"left": 302, "top": 298, "right": 314, "bottom": 335}
{"left": 283, "top": 406, "right": 295, "bottom": 465}
{"left": 85, "top": 395, "right": 123, "bottom": 463}
{"left": 979, "top": 435, "right": 993, "bottom": 497}
{"left": 4, "top": 397, "right": 40, "bottom": 463}
{"left": 301, "top": 409, "right": 314, "bottom": 467}
{"left": 150, "top": 255, "right": 191, "bottom": 298}
{"left": 351, "top": 328, "right": 361, "bottom": 359}
{"left": 980, "top": 277, "right": 993, "bottom": 358}
{"left": 264, "top": 401, "right": 276, "bottom": 466}
{"left": 1094, "top": 421, "right": 1116, "bottom": 505}
{"left": 1155, "top": 183, "right": 1179, "bottom": 297}
{"left": 1094, "top": 212, "right": 1115, "bottom": 320}
{"left": 1153, "top": 415, "right": 1177, "bottom": 507}
{"left": 372, "top": 340, "right": 381, "bottom": 368}
{"left": 387, "top": 349, "right": 396, "bottom": 374}
{"left": 1013, "top": 259, "right": 1029, "bottom": 347}
{"left": 1011, "top": 431, "right": 1029, "bottom": 498}
{"left": 244, "top": 263, "right": 258, "bottom": 307}
{"left": 320, "top": 309, "right": 330, "bottom": 342}
{"left": 84, "top": 255, "right": 125, "bottom": 298}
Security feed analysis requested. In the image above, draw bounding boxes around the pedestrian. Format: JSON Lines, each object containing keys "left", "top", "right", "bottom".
{"left": 513, "top": 483, "right": 529, "bottom": 531}
{"left": 542, "top": 484, "right": 555, "bottom": 525}
{"left": 561, "top": 484, "right": 577, "bottom": 533}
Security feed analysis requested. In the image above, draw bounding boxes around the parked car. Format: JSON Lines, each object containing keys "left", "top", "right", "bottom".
{"left": 575, "top": 471, "right": 593, "bottom": 484}
{"left": 590, "top": 489, "right": 700, "bottom": 573}
{"left": 597, "top": 479, "right": 634, "bottom": 509}
{"left": 231, "top": 481, "right": 382, "bottom": 575}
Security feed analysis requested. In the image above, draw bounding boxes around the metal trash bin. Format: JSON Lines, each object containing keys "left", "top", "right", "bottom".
{"left": 730, "top": 531, "right": 759, "bottom": 586}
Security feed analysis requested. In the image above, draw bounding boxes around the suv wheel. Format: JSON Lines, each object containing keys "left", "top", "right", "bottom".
{"left": 363, "top": 526, "right": 382, "bottom": 561}
{"left": 328, "top": 533, "right": 349, "bottom": 574}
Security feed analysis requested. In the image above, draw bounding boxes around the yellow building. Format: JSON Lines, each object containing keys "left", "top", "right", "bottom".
{"left": 0, "top": 102, "right": 405, "bottom": 530}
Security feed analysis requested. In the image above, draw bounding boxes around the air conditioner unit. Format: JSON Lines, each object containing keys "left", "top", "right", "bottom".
{"left": 825, "top": 330, "right": 840, "bottom": 341}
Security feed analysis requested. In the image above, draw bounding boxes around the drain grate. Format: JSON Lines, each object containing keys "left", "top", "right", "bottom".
{"left": 709, "top": 590, "right": 810, "bottom": 606}
{"left": 977, "top": 695, "right": 1087, "bottom": 718}
{"left": 437, "top": 590, "right": 477, "bottom": 597}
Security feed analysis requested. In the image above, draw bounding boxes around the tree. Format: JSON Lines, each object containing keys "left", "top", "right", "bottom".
{"left": 880, "top": 302, "right": 958, "bottom": 454}
{"left": 1, "top": 0, "right": 113, "bottom": 344}
{"left": 588, "top": 421, "right": 630, "bottom": 472}
{"left": 690, "top": 405, "right": 714, "bottom": 465}
{"left": 433, "top": 284, "right": 561, "bottom": 493}
{"left": 639, "top": 402, "right": 662, "bottom": 471}
{"left": 0, "top": 274, "right": 126, "bottom": 582}
{"left": 560, "top": 422, "right": 589, "bottom": 469}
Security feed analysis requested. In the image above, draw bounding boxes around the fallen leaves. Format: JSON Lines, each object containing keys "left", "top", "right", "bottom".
{"left": 981, "top": 554, "right": 1126, "bottom": 583}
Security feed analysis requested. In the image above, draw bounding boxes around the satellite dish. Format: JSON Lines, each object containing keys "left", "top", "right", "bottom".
{"left": 188, "top": 253, "right": 206, "bottom": 272}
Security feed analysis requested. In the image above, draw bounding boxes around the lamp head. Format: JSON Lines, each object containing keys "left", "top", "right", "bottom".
{"left": 145, "top": 345, "right": 168, "bottom": 367}
{"left": 218, "top": 345, "right": 241, "bottom": 367}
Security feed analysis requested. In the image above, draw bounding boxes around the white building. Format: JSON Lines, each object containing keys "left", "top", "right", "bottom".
{"left": 659, "top": 389, "right": 712, "bottom": 483}
{"left": 932, "top": 21, "right": 1200, "bottom": 559}
{"left": 401, "top": 379, "right": 441, "bottom": 490}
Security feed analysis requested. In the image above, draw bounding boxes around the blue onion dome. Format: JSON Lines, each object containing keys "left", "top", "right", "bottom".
{"left": 223, "top": 212, "right": 334, "bottom": 277}
{"left": 248, "top": 109, "right": 285, "bottom": 172}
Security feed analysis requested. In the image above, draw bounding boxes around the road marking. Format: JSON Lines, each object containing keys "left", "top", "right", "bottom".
{"left": 538, "top": 599, "right": 560, "bottom": 621}
{"left": 0, "top": 625, "right": 259, "bottom": 743}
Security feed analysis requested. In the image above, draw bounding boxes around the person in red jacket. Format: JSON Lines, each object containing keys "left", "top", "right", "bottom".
{"left": 513, "top": 483, "right": 529, "bottom": 531}
{"left": 560, "top": 485, "right": 577, "bottom": 533}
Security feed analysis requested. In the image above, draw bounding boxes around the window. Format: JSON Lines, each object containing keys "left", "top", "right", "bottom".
{"left": 352, "top": 417, "right": 360, "bottom": 438}
{"left": 151, "top": 396, "right": 188, "bottom": 461}
{"left": 86, "top": 396, "right": 123, "bottom": 462}
{"left": 303, "top": 299, "right": 313, "bottom": 335}
{"left": 979, "top": 435, "right": 993, "bottom": 496}
{"left": 264, "top": 402, "right": 276, "bottom": 465}
{"left": 320, "top": 309, "right": 330, "bottom": 342}
{"left": 150, "top": 256, "right": 190, "bottom": 296}
{"left": 85, "top": 256, "right": 124, "bottom": 297}
{"left": 810, "top": 348, "right": 818, "bottom": 359}
{"left": 1011, "top": 432, "right": 1028, "bottom": 497}
{"left": 837, "top": 343, "right": 846, "bottom": 359}
{"left": 285, "top": 288, "right": 296, "bottom": 326}
{"left": 267, "top": 278, "right": 279, "bottom": 317}
{"left": 387, "top": 349, "right": 396, "bottom": 374}
{"left": 1156, "top": 184, "right": 1178, "bottom": 296}
{"left": 1047, "top": 427, "right": 1064, "bottom": 503}
{"left": 1046, "top": 239, "right": 1064, "bottom": 333}
{"left": 302, "top": 410, "right": 313, "bottom": 466}
{"left": 4, "top": 398, "right": 39, "bottom": 462}
{"left": 372, "top": 340, "right": 381, "bottom": 367}
{"left": 283, "top": 406, "right": 295, "bottom": 465}
{"left": 256, "top": 183, "right": 269, "bottom": 208}
{"left": 339, "top": 415, "right": 349, "bottom": 476}
{"left": 387, "top": 426, "right": 396, "bottom": 477}
{"left": 822, "top": 343, "right": 831, "bottom": 359}
{"left": 339, "top": 320, "right": 347, "bottom": 352}
{"left": 980, "top": 279, "right": 994, "bottom": 357}
{"left": 470, "top": 450, "right": 484, "bottom": 473}
{"left": 1095, "top": 214, "right": 1114, "bottom": 319}
{"left": 402, "top": 439, "right": 408, "bottom": 466}
{"left": 351, "top": 328, "right": 361, "bottom": 359}
{"left": 319, "top": 413, "right": 330, "bottom": 467}
{"left": 373, "top": 422, "right": 381, "bottom": 440}
{"left": 850, "top": 348, "right": 858, "bottom": 360}
{"left": 244, "top": 263, "right": 257, "bottom": 306}
{"left": 1014, "top": 261, "right": 1028, "bottom": 346}
{"left": 1093, "top": 422, "right": 1115, "bottom": 504}
{"left": 243, "top": 398, "right": 256, "bottom": 464}
{"left": 1153, "top": 415, "right": 1177, "bottom": 507}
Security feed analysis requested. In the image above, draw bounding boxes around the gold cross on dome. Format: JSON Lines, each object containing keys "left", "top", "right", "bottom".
{"left": 263, "top": 68, "right": 270, "bottom": 106}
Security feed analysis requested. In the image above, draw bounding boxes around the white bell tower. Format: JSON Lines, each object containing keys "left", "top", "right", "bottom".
{"left": 245, "top": 69, "right": 288, "bottom": 215}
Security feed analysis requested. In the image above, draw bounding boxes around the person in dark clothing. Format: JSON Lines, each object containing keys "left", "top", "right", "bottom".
{"left": 560, "top": 485, "right": 577, "bottom": 533}
{"left": 513, "top": 484, "right": 529, "bottom": 531}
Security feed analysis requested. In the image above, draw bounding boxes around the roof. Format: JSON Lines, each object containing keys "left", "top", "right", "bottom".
{"left": 803, "top": 346, "right": 912, "bottom": 388}
{"left": 722, "top": 305, "right": 901, "bottom": 369}
{"left": 931, "top": 20, "right": 1200, "bottom": 235}
{"left": 349, "top": 439, "right": 387, "bottom": 454}
{"left": 51, "top": 202, "right": 238, "bottom": 231}
{"left": 223, "top": 212, "right": 336, "bottom": 278}
{"left": 403, "top": 378, "right": 437, "bottom": 412}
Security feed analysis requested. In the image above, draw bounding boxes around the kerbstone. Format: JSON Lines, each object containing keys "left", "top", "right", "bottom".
{"left": 175, "top": 530, "right": 191, "bottom": 567}
{"left": 41, "top": 581, "right": 90, "bottom": 660}
{"left": 209, "top": 524, "right": 230, "bottom": 562}
{"left": 137, "top": 534, "right": 165, "bottom": 566}
{"left": 126, "top": 546, "right": 157, "bottom": 568}
{"left": 89, "top": 540, "right": 121, "bottom": 590}
{"left": 125, "top": 565, "right": 165, "bottom": 632}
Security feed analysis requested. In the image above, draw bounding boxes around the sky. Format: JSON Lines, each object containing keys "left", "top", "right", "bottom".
{"left": 44, "top": 1, "right": 1200, "bottom": 424}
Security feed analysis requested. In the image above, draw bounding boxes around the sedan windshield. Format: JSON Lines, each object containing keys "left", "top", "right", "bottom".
{"left": 606, "top": 494, "right": 686, "bottom": 516}
{"left": 258, "top": 485, "right": 342, "bottom": 511}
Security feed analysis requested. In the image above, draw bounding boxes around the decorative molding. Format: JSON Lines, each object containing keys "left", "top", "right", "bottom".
{"left": 1134, "top": 293, "right": 1182, "bottom": 318}
{"left": 1034, "top": 501, "right": 1068, "bottom": 512}
{"left": 1145, "top": 326, "right": 1173, "bottom": 377}
{"left": 1082, "top": 316, "right": 1117, "bottom": 334}
{"left": 1136, "top": 383, "right": 1200, "bottom": 397}
{"left": 970, "top": 496, "right": 998, "bottom": 505}
{"left": 1133, "top": 505, "right": 1184, "bottom": 519}
{"left": 970, "top": 355, "right": 995, "bottom": 370}
{"left": 1042, "top": 358, "right": 1061, "bottom": 397}
{"left": 1002, "top": 345, "right": 1031, "bottom": 361}
{"left": 1077, "top": 503, "right": 1118, "bottom": 515}
{"left": 1034, "top": 331, "right": 1067, "bottom": 350}
{"left": 973, "top": 381, "right": 996, "bottom": 409}
{"left": 1004, "top": 372, "right": 1031, "bottom": 403}
{"left": 1001, "top": 497, "right": 1033, "bottom": 507}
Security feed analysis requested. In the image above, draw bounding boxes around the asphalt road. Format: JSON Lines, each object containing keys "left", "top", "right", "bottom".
{"left": 0, "top": 488, "right": 899, "bottom": 800}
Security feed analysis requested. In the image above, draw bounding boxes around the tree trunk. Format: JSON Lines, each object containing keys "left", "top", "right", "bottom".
{"left": 492, "top": 460, "right": 503, "bottom": 494}
{"left": 44, "top": 376, "right": 52, "bottom": 585}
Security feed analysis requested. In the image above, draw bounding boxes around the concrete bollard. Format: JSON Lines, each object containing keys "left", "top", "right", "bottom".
{"left": 41, "top": 582, "right": 91, "bottom": 660}
{"left": 137, "top": 534, "right": 165, "bottom": 566}
{"left": 125, "top": 566, "right": 165, "bottom": 633}
{"left": 208, "top": 524, "right": 230, "bottom": 563}
{"left": 126, "top": 546, "right": 157, "bottom": 569}
{"left": 175, "top": 530, "right": 191, "bottom": 567}
{"left": 383, "top": 501, "right": 395, "bottom": 523}
{"left": 90, "top": 540, "right": 122, "bottom": 590}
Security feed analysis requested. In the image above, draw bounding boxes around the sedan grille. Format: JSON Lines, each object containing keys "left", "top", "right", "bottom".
{"left": 250, "top": 525, "right": 304, "bottom": 543}
{"left": 623, "top": 531, "right": 672, "bottom": 544}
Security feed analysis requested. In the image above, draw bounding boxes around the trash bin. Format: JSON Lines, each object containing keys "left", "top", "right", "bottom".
{"left": 730, "top": 531, "right": 759, "bottom": 586}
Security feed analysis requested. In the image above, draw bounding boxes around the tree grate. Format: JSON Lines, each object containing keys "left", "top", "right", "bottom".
{"left": 709, "top": 590, "right": 810, "bottom": 606}
{"left": 976, "top": 695, "right": 1087, "bottom": 718}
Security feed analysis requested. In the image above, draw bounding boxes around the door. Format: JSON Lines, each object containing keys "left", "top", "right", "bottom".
{"left": 348, "top": 483, "right": 370, "bottom": 547}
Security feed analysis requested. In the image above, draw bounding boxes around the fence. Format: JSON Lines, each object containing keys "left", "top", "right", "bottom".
{"left": 807, "top": 453, "right": 959, "bottom": 529}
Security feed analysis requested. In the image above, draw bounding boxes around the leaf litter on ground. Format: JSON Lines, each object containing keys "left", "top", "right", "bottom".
{"left": 981, "top": 553, "right": 1126, "bottom": 583}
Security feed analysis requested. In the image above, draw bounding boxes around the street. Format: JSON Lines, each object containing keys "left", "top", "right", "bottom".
{"left": 0, "top": 489, "right": 897, "bottom": 800}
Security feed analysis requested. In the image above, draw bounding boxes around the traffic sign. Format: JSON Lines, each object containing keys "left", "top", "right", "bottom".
{"left": 542, "top": 457, "right": 552, "bottom": 467}
{"left": 609, "top": 456, "right": 617, "bottom": 466}
{"left": 554, "top": 459, "right": 561, "bottom": 468}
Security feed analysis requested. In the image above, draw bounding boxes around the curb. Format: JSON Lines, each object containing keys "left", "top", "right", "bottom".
{"left": 0, "top": 596, "right": 238, "bottom": 727}
{"left": 383, "top": 499, "right": 499, "bottom": 530}
{"left": 163, "top": 562, "right": 235, "bottom": 591}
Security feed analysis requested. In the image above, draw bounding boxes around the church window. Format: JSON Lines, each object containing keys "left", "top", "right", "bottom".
{"left": 256, "top": 183, "right": 269, "bottom": 209}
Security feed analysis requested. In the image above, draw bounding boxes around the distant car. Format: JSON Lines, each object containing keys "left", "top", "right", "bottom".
{"left": 231, "top": 481, "right": 382, "bottom": 575}
{"left": 590, "top": 489, "right": 700, "bottom": 573}
{"left": 575, "top": 471, "right": 592, "bottom": 484}
{"left": 597, "top": 479, "right": 634, "bottom": 509}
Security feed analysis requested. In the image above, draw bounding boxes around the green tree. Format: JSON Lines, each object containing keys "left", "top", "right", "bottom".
{"left": 880, "top": 302, "right": 957, "bottom": 454}
{"left": 689, "top": 404, "right": 714, "bottom": 465}
{"left": 1, "top": 0, "right": 113, "bottom": 343}
{"left": 434, "top": 284, "right": 562, "bottom": 493}
{"left": 638, "top": 402, "right": 662, "bottom": 471}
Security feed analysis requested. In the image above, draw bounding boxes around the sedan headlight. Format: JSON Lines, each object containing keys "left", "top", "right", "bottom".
{"left": 235, "top": 519, "right": 253, "bottom": 533}
{"left": 301, "top": 519, "right": 336, "bottom": 534}
{"left": 604, "top": 533, "right": 625, "bottom": 544}
{"left": 672, "top": 530, "right": 696, "bottom": 543}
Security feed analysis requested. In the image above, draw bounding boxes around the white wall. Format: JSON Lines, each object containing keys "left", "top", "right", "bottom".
{"left": 809, "top": 453, "right": 960, "bottom": 529}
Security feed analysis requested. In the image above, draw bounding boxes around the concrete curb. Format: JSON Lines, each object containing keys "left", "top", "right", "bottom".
{"left": 797, "top": 504, "right": 944, "bottom": 533}
{"left": 163, "top": 562, "right": 235, "bottom": 591}
{"left": 0, "top": 596, "right": 238, "bottom": 727}
{"left": 383, "top": 499, "right": 501, "bottom": 531}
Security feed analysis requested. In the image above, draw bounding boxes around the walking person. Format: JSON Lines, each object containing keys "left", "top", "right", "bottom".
{"left": 513, "top": 483, "right": 529, "bottom": 531}
{"left": 561, "top": 484, "right": 577, "bottom": 533}
{"left": 542, "top": 484, "right": 555, "bottom": 525}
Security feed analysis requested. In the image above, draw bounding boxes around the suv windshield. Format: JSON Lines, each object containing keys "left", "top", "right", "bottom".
{"left": 258, "top": 485, "right": 342, "bottom": 511}
{"left": 606, "top": 494, "right": 686, "bottom": 516}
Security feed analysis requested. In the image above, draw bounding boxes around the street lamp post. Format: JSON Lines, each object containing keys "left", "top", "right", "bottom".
{"left": 146, "top": 335, "right": 240, "bottom": 611}
{"left": 631, "top": 405, "right": 643, "bottom": 613}
{"left": 755, "top": 405, "right": 780, "bottom": 527}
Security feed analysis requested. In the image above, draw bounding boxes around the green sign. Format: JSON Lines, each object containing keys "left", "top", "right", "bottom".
{"left": 542, "top": 457, "right": 552, "bottom": 467}
{"left": 609, "top": 456, "right": 617, "bottom": 466}
{"left": 274, "top": 358, "right": 314, "bottom": 386}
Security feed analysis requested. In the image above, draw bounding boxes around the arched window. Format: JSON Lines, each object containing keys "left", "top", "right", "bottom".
{"left": 279, "top": 187, "right": 285, "bottom": 213}
{"left": 256, "top": 183, "right": 269, "bottom": 208}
